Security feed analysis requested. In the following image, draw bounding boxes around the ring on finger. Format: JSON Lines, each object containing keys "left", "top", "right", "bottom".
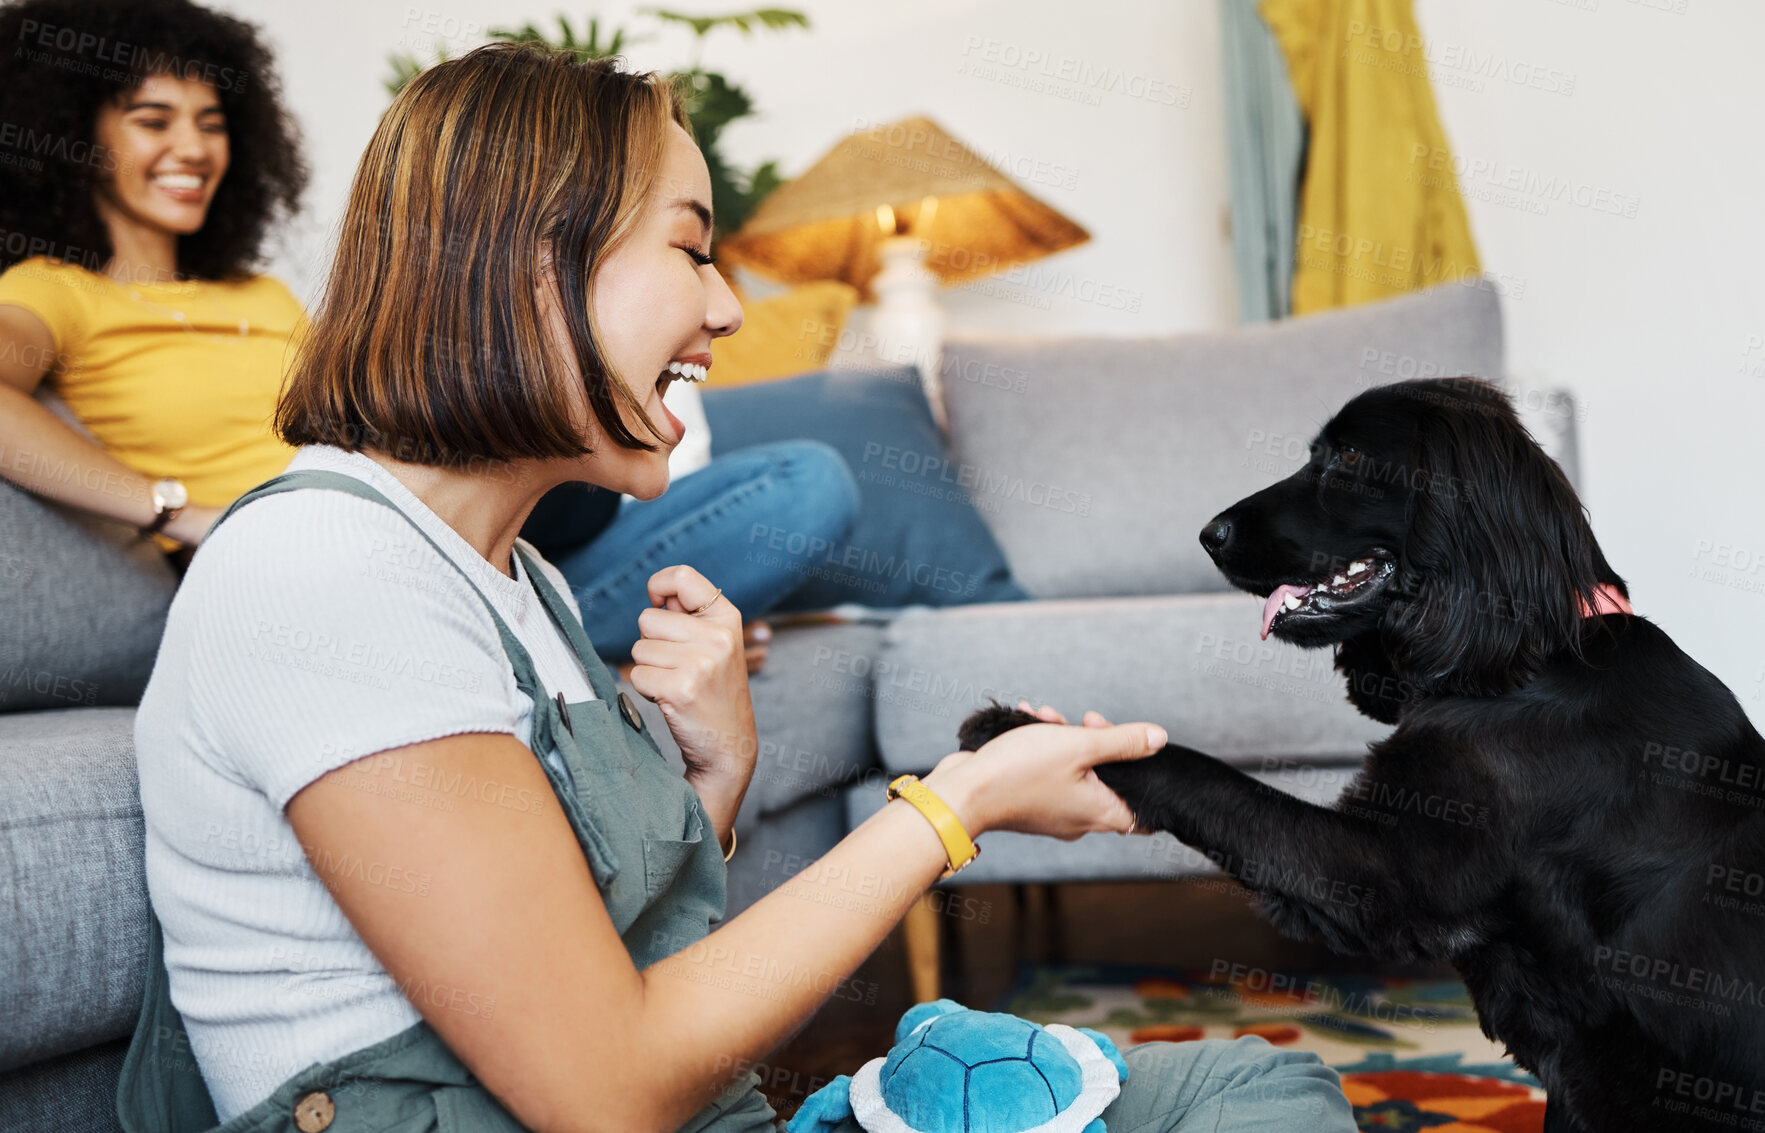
{"left": 687, "top": 587, "right": 723, "bottom": 617}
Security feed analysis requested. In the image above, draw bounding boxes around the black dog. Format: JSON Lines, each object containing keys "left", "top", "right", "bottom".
{"left": 960, "top": 377, "right": 1765, "bottom": 1133}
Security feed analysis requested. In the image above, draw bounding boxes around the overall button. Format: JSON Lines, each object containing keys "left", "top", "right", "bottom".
{"left": 293, "top": 1090, "right": 335, "bottom": 1131}
{"left": 618, "top": 691, "right": 645, "bottom": 733}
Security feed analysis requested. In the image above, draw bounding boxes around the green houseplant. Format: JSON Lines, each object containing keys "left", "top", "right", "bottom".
{"left": 385, "top": 8, "right": 808, "bottom": 247}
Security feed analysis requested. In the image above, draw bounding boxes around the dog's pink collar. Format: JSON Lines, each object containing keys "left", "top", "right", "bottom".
{"left": 1578, "top": 583, "right": 1632, "bottom": 617}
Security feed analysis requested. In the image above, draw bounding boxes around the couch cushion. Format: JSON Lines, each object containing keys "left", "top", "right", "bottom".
{"left": 702, "top": 369, "right": 1029, "bottom": 610}
{"left": 0, "top": 1037, "right": 129, "bottom": 1133}
{"left": 0, "top": 708, "right": 148, "bottom": 1071}
{"left": 938, "top": 283, "right": 1505, "bottom": 599}
{"left": 845, "top": 758, "right": 1363, "bottom": 886}
{"left": 872, "top": 594, "right": 1391, "bottom": 777}
{"left": 0, "top": 478, "right": 178, "bottom": 711}
{"left": 615, "top": 620, "right": 886, "bottom": 827}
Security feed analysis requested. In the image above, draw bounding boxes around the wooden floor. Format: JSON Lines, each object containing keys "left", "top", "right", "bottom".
{"left": 755, "top": 877, "right": 1456, "bottom": 1119}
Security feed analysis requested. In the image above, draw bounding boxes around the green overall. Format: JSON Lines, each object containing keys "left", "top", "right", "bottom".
{"left": 116, "top": 469, "right": 783, "bottom": 1133}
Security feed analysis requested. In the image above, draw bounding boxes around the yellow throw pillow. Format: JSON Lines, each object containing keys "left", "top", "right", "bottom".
{"left": 711, "top": 278, "right": 859, "bottom": 386}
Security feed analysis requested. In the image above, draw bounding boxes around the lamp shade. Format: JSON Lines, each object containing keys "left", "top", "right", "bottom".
{"left": 718, "top": 116, "right": 1089, "bottom": 300}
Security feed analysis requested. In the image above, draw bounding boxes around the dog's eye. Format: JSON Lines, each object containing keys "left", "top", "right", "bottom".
{"left": 1338, "top": 446, "right": 1362, "bottom": 467}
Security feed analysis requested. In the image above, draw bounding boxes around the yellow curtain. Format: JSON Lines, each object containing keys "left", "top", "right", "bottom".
{"left": 1259, "top": 0, "right": 1481, "bottom": 314}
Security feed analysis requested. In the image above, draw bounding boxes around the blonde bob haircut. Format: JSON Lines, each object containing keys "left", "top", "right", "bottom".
{"left": 277, "top": 42, "right": 690, "bottom": 464}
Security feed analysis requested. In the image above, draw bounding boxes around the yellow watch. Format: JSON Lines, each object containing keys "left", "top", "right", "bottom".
{"left": 886, "top": 774, "right": 979, "bottom": 879}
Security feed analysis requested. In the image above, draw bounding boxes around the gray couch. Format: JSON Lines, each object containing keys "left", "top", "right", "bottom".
{"left": 0, "top": 282, "right": 1555, "bottom": 1130}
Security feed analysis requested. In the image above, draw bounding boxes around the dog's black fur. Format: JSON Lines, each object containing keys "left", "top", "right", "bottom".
{"left": 959, "top": 378, "right": 1765, "bottom": 1133}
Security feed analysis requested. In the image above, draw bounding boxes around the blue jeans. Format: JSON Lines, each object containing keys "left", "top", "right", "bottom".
{"left": 548, "top": 440, "right": 860, "bottom": 662}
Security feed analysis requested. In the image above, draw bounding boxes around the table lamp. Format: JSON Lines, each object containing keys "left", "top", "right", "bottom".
{"left": 717, "top": 115, "right": 1088, "bottom": 427}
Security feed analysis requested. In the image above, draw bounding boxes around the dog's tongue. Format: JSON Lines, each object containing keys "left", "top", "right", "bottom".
{"left": 1260, "top": 584, "right": 1313, "bottom": 640}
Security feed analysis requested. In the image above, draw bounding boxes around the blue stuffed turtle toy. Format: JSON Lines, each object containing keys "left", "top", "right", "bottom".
{"left": 787, "top": 998, "right": 1129, "bottom": 1133}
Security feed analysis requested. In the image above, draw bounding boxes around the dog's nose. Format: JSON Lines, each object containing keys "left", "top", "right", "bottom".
{"left": 1200, "top": 517, "right": 1232, "bottom": 554}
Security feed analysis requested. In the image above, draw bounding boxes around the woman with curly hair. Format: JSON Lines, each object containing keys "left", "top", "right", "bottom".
{"left": 0, "top": 0, "right": 307, "bottom": 561}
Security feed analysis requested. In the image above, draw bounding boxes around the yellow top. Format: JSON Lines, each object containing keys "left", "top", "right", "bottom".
{"left": 886, "top": 773, "right": 980, "bottom": 879}
{"left": 1259, "top": 0, "right": 1482, "bottom": 314}
{"left": 0, "top": 256, "right": 305, "bottom": 517}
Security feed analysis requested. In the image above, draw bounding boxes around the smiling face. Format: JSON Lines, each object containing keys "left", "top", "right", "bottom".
{"left": 561, "top": 121, "right": 742, "bottom": 499}
{"left": 91, "top": 73, "right": 229, "bottom": 244}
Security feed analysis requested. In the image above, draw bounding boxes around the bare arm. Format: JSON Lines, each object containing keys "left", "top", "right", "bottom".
{"left": 0, "top": 304, "right": 216, "bottom": 542}
{"left": 286, "top": 721, "right": 1160, "bottom": 1133}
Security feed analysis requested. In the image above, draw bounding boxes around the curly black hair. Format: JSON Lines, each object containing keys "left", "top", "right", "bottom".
{"left": 0, "top": 0, "right": 307, "bottom": 280}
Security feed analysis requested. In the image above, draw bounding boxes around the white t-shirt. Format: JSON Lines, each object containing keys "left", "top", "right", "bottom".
{"left": 133, "top": 444, "right": 597, "bottom": 1121}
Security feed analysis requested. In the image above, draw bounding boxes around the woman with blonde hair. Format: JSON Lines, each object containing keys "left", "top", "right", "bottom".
{"left": 120, "top": 42, "right": 1356, "bottom": 1133}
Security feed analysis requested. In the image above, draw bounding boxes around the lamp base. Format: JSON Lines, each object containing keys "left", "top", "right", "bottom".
{"left": 869, "top": 234, "right": 947, "bottom": 431}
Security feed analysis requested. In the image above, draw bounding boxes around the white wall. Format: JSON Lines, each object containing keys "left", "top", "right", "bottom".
{"left": 224, "top": 0, "right": 1764, "bottom": 716}
{"left": 1414, "top": 0, "right": 1765, "bottom": 717}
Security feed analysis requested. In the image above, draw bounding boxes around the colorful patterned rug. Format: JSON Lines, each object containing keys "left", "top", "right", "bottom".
{"left": 999, "top": 965, "right": 1546, "bottom": 1132}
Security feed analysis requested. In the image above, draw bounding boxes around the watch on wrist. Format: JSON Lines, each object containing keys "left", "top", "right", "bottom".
{"left": 142, "top": 477, "right": 188, "bottom": 538}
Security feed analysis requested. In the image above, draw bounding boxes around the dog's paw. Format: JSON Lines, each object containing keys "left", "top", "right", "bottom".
{"left": 956, "top": 702, "right": 1042, "bottom": 752}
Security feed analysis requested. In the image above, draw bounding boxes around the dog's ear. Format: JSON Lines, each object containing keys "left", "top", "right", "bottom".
{"left": 1384, "top": 379, "right": 1614, "bottom": 695}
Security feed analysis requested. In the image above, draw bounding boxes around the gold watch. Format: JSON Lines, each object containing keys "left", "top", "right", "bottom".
{"left": 142, "top": 477, "right": 188, "bottom": 539}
